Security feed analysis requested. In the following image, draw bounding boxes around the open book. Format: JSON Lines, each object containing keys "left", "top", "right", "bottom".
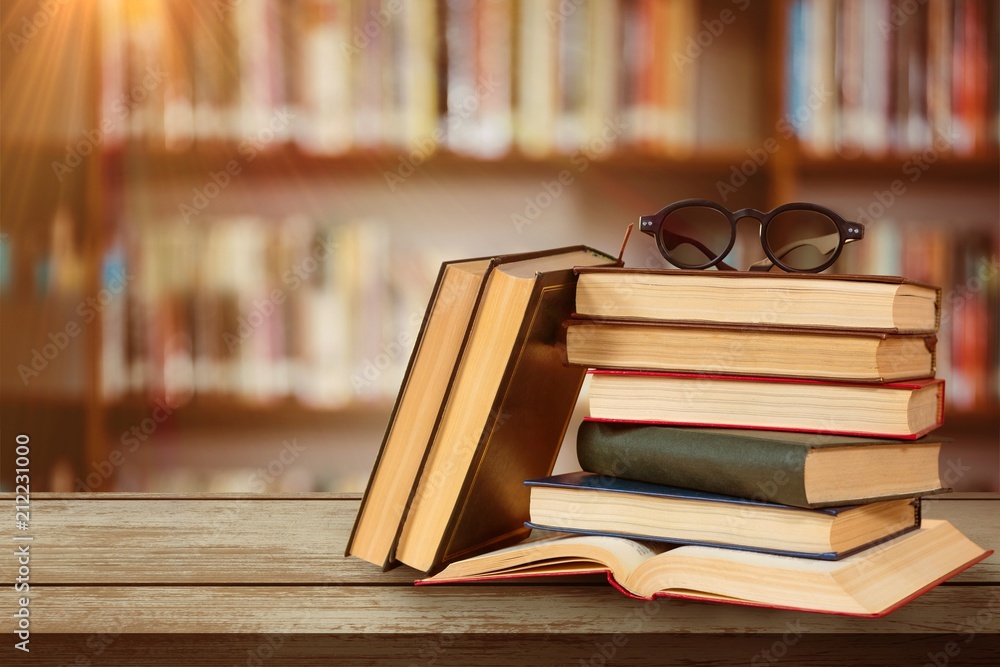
{"left": 418, "top": 520, "right": 990, "bottom": 617}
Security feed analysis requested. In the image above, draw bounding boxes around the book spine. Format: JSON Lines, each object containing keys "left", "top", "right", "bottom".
{"left": 576, "top": 420, "right": 813, "bottom": 508}
{"left": 344, "top": 258, "right": 450, "bottom": 562}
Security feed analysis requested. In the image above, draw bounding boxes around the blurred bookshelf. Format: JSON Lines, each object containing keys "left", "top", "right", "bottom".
{"left": 1, "top": 0, "right": 997, "bottom": 493}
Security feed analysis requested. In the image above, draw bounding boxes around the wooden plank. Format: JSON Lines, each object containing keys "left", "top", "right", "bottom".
{"left": 2, "top": 495, "right": 996, "bottom": 584}
{"left": 3, "top": 585, "right": 999, "bottom": 635}
{"left": 0, "top": 497, "right": 412, "bottom": 584}
{"left": 21, "top": 490, "right": 988, "bottom": 500}
{"left": 925, "top": 492, "right": 1000, "bottom": 500}
{"left": 1, "top": 492, "right": 360, "bottom": 500}
{"left": 4, "top": 633, "right": 1000, "bottom": 667}
{"left": 921, "top": 497, "right": 999, "bottom": 583}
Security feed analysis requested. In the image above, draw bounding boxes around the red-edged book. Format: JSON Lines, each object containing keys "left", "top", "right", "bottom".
{"left": 417, "top": 520, "right": 991, "bottom": 617}
{"left": 587, "top": 370, "right": 944, "bottom": 439}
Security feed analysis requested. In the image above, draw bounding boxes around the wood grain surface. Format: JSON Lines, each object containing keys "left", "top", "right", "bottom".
{"left": 2, "top": 584, "right": 999, "bottom": 634}
{"left": 1, "top": 494, "right": 996, "bottom": 584}
{"left": 0, "top": 492, "right": 996, "bottom": 666}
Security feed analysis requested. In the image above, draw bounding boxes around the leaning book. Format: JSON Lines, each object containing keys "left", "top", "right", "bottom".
{"left": 348, "top": 247, "right": 617, "bottom": 571}
{"left": 346, "top": 255, "right": 493, "bottom": 569}
{"left": 394, "top": 246, "right": 617, "bottom": 573}
{"left": 418, "top": 521, "right": 990, "bottom": 617}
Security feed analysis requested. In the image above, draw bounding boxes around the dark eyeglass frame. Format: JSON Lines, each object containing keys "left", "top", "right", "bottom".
{"left": 639, "top": 199, "right": 865, "bottom": 273}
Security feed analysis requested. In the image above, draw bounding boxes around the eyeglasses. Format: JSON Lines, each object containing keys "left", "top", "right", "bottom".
{"left": 639, "top": 199, "right": 864, "bottom": 273}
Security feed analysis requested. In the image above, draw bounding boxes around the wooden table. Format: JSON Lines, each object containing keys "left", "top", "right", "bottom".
{"left": 1, "top": 492, "right": 997, "bottom": 665}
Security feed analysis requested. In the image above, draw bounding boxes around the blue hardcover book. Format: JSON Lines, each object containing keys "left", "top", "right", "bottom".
{"left": 524, "top": 472, "right": 920, "bottom": 560}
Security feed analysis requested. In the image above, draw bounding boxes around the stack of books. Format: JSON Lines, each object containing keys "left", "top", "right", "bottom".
{"left": 418, "top": 268, "right": 990, "bottom": 616}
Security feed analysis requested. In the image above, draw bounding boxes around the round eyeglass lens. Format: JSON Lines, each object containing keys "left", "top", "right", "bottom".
{"left": 765, "top": 209, "right": 840, "bottom": 271}
{"left": 659, "top": 206, "right": 732, "bottom": 268}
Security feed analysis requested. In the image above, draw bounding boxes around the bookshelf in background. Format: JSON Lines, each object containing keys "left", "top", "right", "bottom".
{"left": 104, "top": 216, "right": 437, "bottom": 408}
{"left": 784, "top": 0, "right": 997, "bottom": 159}
{"left": 94, "top": 0, "right": 1000, "bottom": 159}
{"left": 1, "top": 0, "right": 996, "bottom": 493}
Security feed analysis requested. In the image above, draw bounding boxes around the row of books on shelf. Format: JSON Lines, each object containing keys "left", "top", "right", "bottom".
{"left": 102, "top": 219, "right": 998, "bottom": 413}
{"left": 101, "top": 0, "right": 1000, "bottom": 159}
{"left": 786, "top": 0, "right": 999, "bottom": 157}
{"left": 98, "top": 217, "right": 437, "bottom": 406}
{"left": 2, "top": 210, "right": 995, "bottom": 412}
{"left": 101, "top": 0, "right": 714, "bottom": 157}
{"left": 348, "top": 247, "right": 989, "bottom": 616}
{"left": 1, "top": 208, "right": 995, "bottom": 411}
{"left": 0, "top": 208, "right": 86, "bottom": 297}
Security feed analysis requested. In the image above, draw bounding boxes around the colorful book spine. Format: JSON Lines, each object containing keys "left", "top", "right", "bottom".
{"left": 788, "top": 0, "right": 998, "bottom": 156}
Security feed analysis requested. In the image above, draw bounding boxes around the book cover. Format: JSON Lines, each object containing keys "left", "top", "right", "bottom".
{"left": 572, "top": 266, "right": 942, "bottom": 332}
{"left": 431, "top": 253, "right": 617, "bottom": 569}
{"left": 561, "top": 317, "right": 938, "bottom": 383}
{"left": 389, "top": 246, "right": 619, "bottom": 573}
{"left": 524, "top": 471, "right": 920, "bottom": 559}
{"left": 577, "top": 419, "right": 949, "bottom": 507}
{"left": 589, "top": 369, "right": 945, "bottom": 440}
{"left": 346, "top": 254, "right": 496, "bottom": 569}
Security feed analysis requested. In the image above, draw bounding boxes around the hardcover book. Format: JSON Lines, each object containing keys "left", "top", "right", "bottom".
{"left": 392, "top": 246, "right": 619, "bottom": 573}
{"left": 524, "top": 472, "right": 921, "bottom": 559}
{"left": 562, "top": 317, "right": 937, "bottom": 383}
{"left": 576, "top": 422, "right": 948, "bottom": 507}
{"left": 346, "top": 255, "right": 493, "bottom": 569}
{"left": 572, "top": 267, "right": 941, "bottom": 333}
{"left": 418, "top": 520, "right": 990, "bottom": 617}
{"left": 586, "top": 371, "right": 945, "bottom": 439}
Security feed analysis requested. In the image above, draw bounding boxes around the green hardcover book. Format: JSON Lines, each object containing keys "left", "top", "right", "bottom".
{"left": 577, "top": 421, "right": 948, "bottom": 508}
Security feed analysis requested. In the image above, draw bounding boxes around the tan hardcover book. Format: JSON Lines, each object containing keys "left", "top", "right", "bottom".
{"left": 393, "top": 246, "right": 618, "bottom": 573}
{"left": 525, "top": 471, "right": 923, "bottom": 558}
{"left": 346, "top": 255, "right": 494, "bottom": 568}
{"left": 586, "top": 371, "right": 945, "bottom": 439}
{"left": 563, "top": 318, "right": 937, "bottom": 383}
{"left": 573, "top": 267, "right": 941, "bottom": 333}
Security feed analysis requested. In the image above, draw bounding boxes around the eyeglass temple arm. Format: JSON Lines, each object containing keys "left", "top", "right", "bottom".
{"left": 747, "top": 231, "right": 841, "bottom": 271}
{"left": 661, "top": 229, "right": 737, "bottom": 271}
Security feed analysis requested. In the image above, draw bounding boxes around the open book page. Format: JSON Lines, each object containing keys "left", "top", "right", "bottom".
{"left": 426, "top": 534, "right": 670, "bottom": 582}
{"left": 622, "top": 520, "right": 989, "bottom": 615}
{"left": 624, "top": 543, "right": 849, "bottom": 609}
{"left": 420, "top": 522, "right": 989, "bottom": 616}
